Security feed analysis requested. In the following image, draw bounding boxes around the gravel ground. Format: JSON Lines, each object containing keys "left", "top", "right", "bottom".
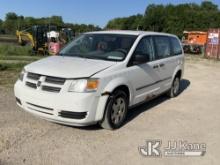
{"left": 0, "top": 59, "right": 220, "bottom": 165}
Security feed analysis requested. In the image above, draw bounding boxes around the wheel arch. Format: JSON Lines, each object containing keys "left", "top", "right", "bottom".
{"left": 172, "top": 66, "right": 183, "bottom": 82}
{"left": 175, "top": 70, "right": 182, "bottom": 79}
{"left": 95, "top": 78, "right": 134, "bottom": 121}
{"left": 101, "top": 77, "right": 133, "bottom": 105}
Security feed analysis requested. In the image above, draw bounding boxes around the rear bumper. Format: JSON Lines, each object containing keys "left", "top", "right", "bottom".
{"left": 14, "top": 80, "right": 108, "bottom": 126}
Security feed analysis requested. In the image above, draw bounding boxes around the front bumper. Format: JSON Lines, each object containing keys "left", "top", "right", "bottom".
{"left": 14, "top": 80, "right": 108, "bottom": 126}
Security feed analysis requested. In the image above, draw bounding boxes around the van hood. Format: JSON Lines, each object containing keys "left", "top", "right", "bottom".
{"left": 25, "top": 56, "right": 116, "bottom": 78}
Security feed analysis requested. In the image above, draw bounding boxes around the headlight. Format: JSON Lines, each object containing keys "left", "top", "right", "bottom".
{"left": 19, "top": 69, "right": 26, "bottom": 81}
{"left": 68, "top": 79, "right": 99, "bottom": 93}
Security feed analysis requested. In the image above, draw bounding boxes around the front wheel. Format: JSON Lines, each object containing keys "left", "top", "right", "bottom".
{"left": 167, "top": 77, "right": 180, "bottom": 98}
{"left": 100, "top": 90, "right": 128, "bottom": 130}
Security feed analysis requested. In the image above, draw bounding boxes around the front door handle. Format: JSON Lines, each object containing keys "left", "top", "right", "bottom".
{"left": 153, "top": 65, "right": 159, "bottom": 69}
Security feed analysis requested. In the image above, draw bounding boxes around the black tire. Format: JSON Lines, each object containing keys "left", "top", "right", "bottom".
{"left": 100, "top": 90, "right": 128, "bottom": 130}
{"left": 167, "top": 76, "right": 180, "bottom": 98}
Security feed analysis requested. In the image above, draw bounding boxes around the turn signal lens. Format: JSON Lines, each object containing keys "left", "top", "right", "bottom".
{"left": 87, "top": 79, "right": 99, "bottom": 91}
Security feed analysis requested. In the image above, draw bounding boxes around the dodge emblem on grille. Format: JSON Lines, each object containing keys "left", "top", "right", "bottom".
{"left": 37, "top": 81, "right": 42, "bottom": 87}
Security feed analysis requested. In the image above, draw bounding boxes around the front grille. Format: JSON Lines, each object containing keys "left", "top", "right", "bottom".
{"left": 58, "top": 111, "right": 87, "bottom": 119}
{"left": 25, "top": 72, "right": 66, "bottom": 93}
{"left": 45, "top": 76, "right": 65, "bottom": 85}
{"left": 42, "top": 86, "right": 61, "bottom": 93}
{"left": 26, "top": 82, "right": 37, "bottom": 89}
{"left": 27, "top": 72, "right": 40, "bottom": 80}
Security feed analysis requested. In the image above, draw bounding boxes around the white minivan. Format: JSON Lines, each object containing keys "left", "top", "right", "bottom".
{"left": 14, "top": 30, "right": 184, "bottom": 129}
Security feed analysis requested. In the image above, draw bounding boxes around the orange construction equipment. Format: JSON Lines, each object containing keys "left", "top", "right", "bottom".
{"left": 182, "top": 31, "right": 208, "bottom": 54}
{"left": 182, "top": 31, "right": 207, "bottom": 45}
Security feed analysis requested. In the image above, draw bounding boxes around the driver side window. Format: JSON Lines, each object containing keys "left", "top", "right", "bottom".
{"left": 129, "top": 37, "right": 154, "bottom": 66}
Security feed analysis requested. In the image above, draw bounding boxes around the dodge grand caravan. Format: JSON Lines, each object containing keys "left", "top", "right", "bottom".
{"left": 14, "top": 31, "right": 184, "bottom": 130}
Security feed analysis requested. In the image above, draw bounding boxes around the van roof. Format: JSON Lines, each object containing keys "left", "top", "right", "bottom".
{"left": 86, "top": 30, "right": 177, "bottom": 37}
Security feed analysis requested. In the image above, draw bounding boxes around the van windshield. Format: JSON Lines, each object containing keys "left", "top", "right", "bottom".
{"left": 59, "top": 33, "right": 137, "bottom": 61}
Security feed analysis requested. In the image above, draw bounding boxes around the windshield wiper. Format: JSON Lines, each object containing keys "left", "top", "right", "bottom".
{"left": 59, "top": 53, "right": 86, "bottom": 58}
{"left": 60, "top": 53, "right": 118, "bottom": 61}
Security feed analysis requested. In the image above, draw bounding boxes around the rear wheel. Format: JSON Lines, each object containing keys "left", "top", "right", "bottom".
{"left": 167, "top": 76, "right": 180, "bottom": 98}
{"left": 100, "top": 90, "right": 128, "bottom": 130}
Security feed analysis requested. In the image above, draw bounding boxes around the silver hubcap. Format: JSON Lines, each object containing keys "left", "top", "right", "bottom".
{"left": 173, "top": 78, "right": 180, "bottom": 95}
{"left": 111, "top": 97, "right": 126, "bottom": 125}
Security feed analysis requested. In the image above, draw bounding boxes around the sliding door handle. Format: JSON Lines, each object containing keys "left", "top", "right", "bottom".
{"left": 159, "top": 63, "right": 165, "bottom": 67}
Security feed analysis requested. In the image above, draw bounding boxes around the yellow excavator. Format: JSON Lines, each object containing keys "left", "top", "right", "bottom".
{"left": 16, "top": 29, "right": 34, "bottom": 46}
{"left": 16, "top": 25, "right": 74, "bottom": 54}
{"left": 16, "top": 25, "right": 51, "bottom": 54}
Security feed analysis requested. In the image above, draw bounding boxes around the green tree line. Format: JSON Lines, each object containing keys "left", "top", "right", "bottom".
{"left": 1, "top": 1, "right": 220, "bottom": 37}
{"left": 106, "top": 1, "right": 220, "bottom": 37}
{"left": 0, "top": 12, "right": 101, "bottom": 34}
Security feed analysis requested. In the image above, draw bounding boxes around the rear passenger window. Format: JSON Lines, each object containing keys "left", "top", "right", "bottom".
{"left": 154, "top": 36, "right": 171, "bottom": 59}
{"left": 170, "top": 37, "right": 183, "bottom": 55}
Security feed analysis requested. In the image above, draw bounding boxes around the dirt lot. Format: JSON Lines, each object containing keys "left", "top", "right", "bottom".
{"left": 0, "top": 57, "right": 220, "bottom": 165}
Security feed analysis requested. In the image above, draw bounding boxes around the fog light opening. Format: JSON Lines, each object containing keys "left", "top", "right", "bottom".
{"left": 16, "top": 97, "right": 22, "bottom": 105}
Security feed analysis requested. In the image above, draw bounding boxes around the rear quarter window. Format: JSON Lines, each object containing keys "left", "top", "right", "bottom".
{"left": 170, "top": 37, "right": 183, "bottom": 55}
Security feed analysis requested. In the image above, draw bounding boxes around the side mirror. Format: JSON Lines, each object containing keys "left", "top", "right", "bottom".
{"left": 133, "top": 54, "right": 149, "bottom": 65}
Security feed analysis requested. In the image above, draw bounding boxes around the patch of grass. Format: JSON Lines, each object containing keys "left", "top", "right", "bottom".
{"left": 0, "top": 55, "right": 42, "bottom": 61}
{"left": 0, "top": 53, "right": 44, "bottom": 87}
{"left": 0, "top": 62, "right": 28, "bottom": 69}
{"left": 0, "top": 69, "right": 21, "bottom": 87}
{"left": 0, "top": 44, "right": 45, "bottom": 86}
{"left": 0, "top": 34, "right": 16, "bottom": 39}
{"left": 0, "top": 56, "right": 41, "bottom": 87}
{"left": 0, "top": 44, "right": 32, "bottom": 56}
{"left": 0, "top": 64, "right": 8, "bottom": 71}
{"left": 0, "top": 62, "right": 27, "bottom": 87}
